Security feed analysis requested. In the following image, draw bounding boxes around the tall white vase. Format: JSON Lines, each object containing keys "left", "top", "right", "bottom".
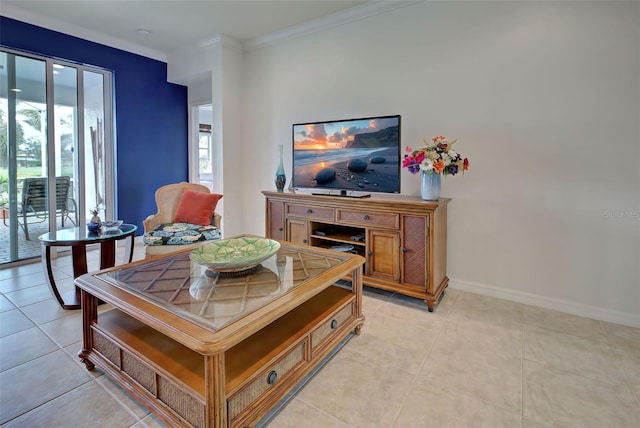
{"left": 420, "top": 171, "right": 441, "bottom": 201}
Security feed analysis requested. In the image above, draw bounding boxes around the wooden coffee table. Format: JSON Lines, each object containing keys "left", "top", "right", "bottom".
{"left": 75, "top": 237, "right": 365, "bottom": 427}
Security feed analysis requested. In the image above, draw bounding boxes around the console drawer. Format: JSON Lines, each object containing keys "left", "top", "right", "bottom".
{"left": 336, "top": 209, "right": 399, "bottom": 229}
{"left": 311, "top": 302, "right": 354, "bottom": 354}
{"left": 287, "top": 204, "right": 334, "bottom": 221}
{"left": 228, "top": 341, "right": 306, "bottom": 420}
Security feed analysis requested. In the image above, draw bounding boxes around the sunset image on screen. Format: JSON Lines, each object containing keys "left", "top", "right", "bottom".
{"left": 292, "top": 116, "right": 401, "bottom": 194}
{"left": 293, "top": 117, "right": 398, "bottom": 150}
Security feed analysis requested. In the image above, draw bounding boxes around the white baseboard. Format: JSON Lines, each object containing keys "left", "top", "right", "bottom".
{"left": 448, "top": 278, "right": 640, "bottom": 329}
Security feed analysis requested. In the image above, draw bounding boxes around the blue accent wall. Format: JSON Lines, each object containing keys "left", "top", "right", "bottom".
{"left": 0, "top": 17, "right": 189, "bottom": 234}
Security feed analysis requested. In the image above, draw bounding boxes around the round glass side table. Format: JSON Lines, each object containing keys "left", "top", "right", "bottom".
{"left": 39, "top": 224, "right": 137, "bottom": 309}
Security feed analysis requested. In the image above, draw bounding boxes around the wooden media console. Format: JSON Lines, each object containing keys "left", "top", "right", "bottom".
{"left": 263, "top": 191, "right": 449, "bottom": 311}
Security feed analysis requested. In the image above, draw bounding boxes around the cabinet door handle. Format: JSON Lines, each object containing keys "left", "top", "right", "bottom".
{"left": 363, "top": 214, "right": 370, "bottom": 221}
{"left": 402, "top": 247, "right": 407, "bottom": 253}
{"left": 278, "top": 227, "right": 284, "bottom": 232}
{"left": 267, "top": 370, "right": 278, "bottom": 385}
{"left": 330, "top": 319, "right": 338, "bottom": 329}
{"left": 303, "top": 239, "right": 307, "bottom": 244}
{"left": 367, "top": 251, "right": 373, "bottom": 256}
{"left": 306, "top": 208, "right": 313, "bottom": 214}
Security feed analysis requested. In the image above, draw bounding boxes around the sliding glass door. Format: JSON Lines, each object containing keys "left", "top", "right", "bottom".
{"left": 0, "top": 49, "right": 113, "bottom": 264}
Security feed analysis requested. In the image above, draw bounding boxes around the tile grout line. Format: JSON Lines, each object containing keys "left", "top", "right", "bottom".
{"left": 0, "top": 350, "right": 95, "bottom": 425}
{"left": 520, "top": 302, "right": 525, "bottom": 428}
{"left": 95, "top": 376, "right": 154, "bottom": 426}
{"left": 521, "top": 326, "right": 633, "bottom": 388}
{"left": 387, "top": 289, "right": 457, "bottom": 428}
{"left": 598, "top": 319, "right": 640, "bottom": 404}
{"left": 291, "top": 397, "right": 355, "bottom": 427}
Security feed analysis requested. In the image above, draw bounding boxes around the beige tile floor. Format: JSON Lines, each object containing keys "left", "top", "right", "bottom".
{"left": 1, "top": 241, "right": 639, "bottom": 427}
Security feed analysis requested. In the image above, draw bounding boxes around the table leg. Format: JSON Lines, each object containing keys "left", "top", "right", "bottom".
{"left": 124, "top": 234, "right": 135, "bottom": 263}
{"left": 100, "top": 240, "right": 116, "bottom": 269}
{"left": 78, "top": 289, "right": 97, "bottom": 370}
{"left": 41, "top": 244, "right": 82, "bottom": 310}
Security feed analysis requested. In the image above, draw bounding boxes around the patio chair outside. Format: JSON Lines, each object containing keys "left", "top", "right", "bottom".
{"left": 18, "top": 176, "right": 77, "bottom": 240}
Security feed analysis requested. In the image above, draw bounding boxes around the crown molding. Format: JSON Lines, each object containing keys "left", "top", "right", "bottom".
{"left": 2, "top": 1, "right": 419, "bottom": 65}
{"left": 166, "top": 33, "right": 243, "bottom": 85}
{"left": 243, "top": 0, "right": 422, "bottom": 52}
{"left": 197, "top": 34, "right": 243, "bottom": 52}
{"left": 167, "top": 33, "right": 242, "bottom": 63}
{"left": 0, "top": 4, "right": 167, "bottom": 62}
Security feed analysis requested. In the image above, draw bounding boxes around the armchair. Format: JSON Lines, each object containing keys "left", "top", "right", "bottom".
{"left": 143, "top": 182, "right": 222, "bottom": 258}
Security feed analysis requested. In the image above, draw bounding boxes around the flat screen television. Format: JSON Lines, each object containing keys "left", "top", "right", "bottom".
{"left": 291, "top": 115, "right": 401, "bottom": 197}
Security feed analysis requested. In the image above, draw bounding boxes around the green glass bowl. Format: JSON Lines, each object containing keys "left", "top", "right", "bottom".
{"left": 190, "top": 237, "right": 281, "bottom": 273}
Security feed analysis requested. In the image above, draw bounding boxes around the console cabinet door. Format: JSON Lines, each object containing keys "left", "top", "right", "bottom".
{"left": 366, "top": 230, "right": 400, "bottom": 282}
{"left": 267, "top": 200, "right": 286, "bottom": 240}
{"left": 401, "top": 215, "right": 428, "bottom": 289}
{"left": 287, "top": 218, "right": 308, "bottom": 245}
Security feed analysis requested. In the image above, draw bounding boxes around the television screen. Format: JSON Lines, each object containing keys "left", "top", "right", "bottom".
{"left": 292, "top": 115, "right": 401, "bottom": 197}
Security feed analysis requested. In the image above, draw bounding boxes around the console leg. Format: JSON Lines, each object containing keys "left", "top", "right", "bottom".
{"left": 425, "top": 300, "right": 436, "bottom": 312}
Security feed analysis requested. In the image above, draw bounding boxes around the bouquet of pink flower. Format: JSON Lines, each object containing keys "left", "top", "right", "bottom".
{"left": 402, "top": 135, "right": 469, "bottom": 176}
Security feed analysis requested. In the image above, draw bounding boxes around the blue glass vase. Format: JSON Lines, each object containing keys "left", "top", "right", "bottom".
{"left": 420, "top": 171, "right": 441, "bottom": 201}
{"left": 275, "top": 144, "right": 286, "bottom": 192}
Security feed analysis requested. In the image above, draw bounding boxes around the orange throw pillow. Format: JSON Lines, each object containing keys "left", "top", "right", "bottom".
{"left": 172, "top": 189, "right": 222, "bottom": 226}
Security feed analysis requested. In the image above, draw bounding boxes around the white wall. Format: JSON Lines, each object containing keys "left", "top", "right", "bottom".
{"left": 239, "top": 1, "right": 640, "bottom": 326}
{"left": 211, "top": 38, "right": 245, "bottom": 236}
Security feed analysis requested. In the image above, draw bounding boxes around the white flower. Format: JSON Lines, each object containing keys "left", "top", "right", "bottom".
{"left": 448, "top": 149, "right": 458, "bottom": 158}
{"left": 441, "top": 152, "right": 451, "bottom": 166}
{"left": 420, "top": 159, "right": 434, "bottom": 171}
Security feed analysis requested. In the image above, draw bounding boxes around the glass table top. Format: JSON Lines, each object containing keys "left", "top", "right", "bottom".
{"left": 39, "top": 224, "right": 137, "bottom": 243}
{"left": 98, "top": 246, "right": 348, "bottom": 331}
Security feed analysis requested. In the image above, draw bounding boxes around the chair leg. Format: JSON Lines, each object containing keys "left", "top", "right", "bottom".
{"left": 22, "top": 211, "right": 30, "bottom": 240}
{"left": 61, "top": 210, "right": 76, "bottom": 227}
{"left": 66, "top": 198, "right": 78, "bottom": 226}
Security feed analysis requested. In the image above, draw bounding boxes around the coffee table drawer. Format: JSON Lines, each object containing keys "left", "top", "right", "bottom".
{"left": 228, "top": 341, "right": 307, "bottom": 420}
{"left": 311, "top": 302, "right": 354, "bottom": 354}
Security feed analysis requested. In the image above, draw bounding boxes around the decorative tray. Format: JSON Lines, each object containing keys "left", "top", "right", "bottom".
{"left": 101, "top": 220, "right": 123, "bottom": 232}
{"left": 190, "top": 237, "right": 281, "bottom": 273}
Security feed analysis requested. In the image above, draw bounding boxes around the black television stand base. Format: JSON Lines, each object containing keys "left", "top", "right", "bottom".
{"left": 312, "top": 191, "right": 371, "bottom": 198}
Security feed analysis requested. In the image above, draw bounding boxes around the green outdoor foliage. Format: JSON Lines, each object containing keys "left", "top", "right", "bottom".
{"left": 0, "top": 104, "right": 75, "bottom": 207}
{"left": 0, "top": 174, "right": 7, "bottom": 207}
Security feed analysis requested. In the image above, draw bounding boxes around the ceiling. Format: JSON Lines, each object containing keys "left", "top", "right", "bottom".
{"left": 1, "top": 0, "right": 374, "bottom": 59}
